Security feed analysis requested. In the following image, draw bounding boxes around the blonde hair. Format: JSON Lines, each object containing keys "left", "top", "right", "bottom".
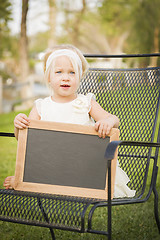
{"left": 43, "top": 44, "right": 89, "bottom": 85}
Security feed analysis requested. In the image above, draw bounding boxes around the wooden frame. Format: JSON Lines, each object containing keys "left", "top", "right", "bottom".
{"left": 14, "top": 120, "right": 119, "bottom": 200}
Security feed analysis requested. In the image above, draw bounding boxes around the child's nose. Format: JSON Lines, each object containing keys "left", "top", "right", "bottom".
{"left": 62, "top": 73, "right": 70, "bottom": 80}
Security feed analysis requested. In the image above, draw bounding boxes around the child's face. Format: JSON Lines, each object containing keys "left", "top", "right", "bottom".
{"left": 49, "top": 55, "right": 78, "bottom": 102}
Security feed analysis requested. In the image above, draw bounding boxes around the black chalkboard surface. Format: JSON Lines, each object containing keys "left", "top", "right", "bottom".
{"left": 14, "top": 120, "right": 119, "bottom": 199}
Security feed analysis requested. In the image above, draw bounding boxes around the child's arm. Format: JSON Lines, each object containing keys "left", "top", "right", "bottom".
{"left": 14, "top": 105, "right": 40, "bottom": 140}
{"left": 90, "top": 99, "right": 119, "bottom": 138}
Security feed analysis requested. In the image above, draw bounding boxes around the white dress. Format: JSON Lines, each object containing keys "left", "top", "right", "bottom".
{"left": 35, "top": 93, "right": 136, "bottom": 198}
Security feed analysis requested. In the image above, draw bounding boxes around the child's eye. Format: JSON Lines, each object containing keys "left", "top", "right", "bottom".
{"left": 70, "top": 71, "right": 75, "bottom": 75}
{"left": 56, "top": 71, "right": 61, "bottom": 74}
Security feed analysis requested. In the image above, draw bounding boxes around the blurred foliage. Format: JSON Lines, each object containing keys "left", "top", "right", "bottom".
{"left": 0, "top": 0, "right": 160, "bottom": 68}
{"left": 99, "top": 0, "right": 160, "bottom": 66}
{"left": 128, "top": 0, "right": 160, "bottom": 67}
{"left": 99, "top": 0, "right": 133, "bottom": 37}
{"left": 0, "top": 0, "right": 12, "bottom": 58}
{"left": 0, "top": 0, "right": 12, "bottom": 23}
{"left": 0, "top": 69, "right": 11, "bottom": 83}
{"left": 129, "top": 0, "right": 160, "bottom": 53}
{"left": 29, "top": 31, "right": 50, "bottom": 56}
{"left": 99, "top": 0, "right": 160, "bottom": 51}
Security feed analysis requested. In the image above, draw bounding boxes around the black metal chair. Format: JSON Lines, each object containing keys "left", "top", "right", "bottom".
{"left": 0, "top": 56, "right": 160, "bottom": 239}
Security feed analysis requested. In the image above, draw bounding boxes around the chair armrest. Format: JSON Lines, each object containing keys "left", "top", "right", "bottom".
{"left": 104, "top": 140, "right": 160, "bottom": 161}
{"left": 0, "top": 132, "right": 15, "bottom": 137}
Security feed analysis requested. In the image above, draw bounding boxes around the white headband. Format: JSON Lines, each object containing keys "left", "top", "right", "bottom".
{"left": 45, "top": 49, "right": 83, "bottom": 78}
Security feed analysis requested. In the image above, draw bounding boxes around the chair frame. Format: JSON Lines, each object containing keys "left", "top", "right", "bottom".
{"left": 0, "top": 53, "right": 160, "bottom": 240}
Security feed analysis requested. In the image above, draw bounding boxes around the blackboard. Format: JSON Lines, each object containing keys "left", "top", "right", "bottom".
{"left": 14, "top": 120, "right": 119, "bottom": 199}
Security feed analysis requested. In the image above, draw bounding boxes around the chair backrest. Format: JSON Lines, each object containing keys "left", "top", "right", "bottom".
{"left": 79, "top": 67, "right": 160, "bottom": 197}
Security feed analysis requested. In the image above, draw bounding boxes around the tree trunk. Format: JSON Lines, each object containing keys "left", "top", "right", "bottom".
{"left": 149, "top": 27, "right": 159, "bottom": 67}
{"left": 0, "top": 77, "right": 2, "bottom": 113}
{"left": 48, "top": 0, "right": 56, "bottom": 48}
{"left": 110, "top": 32, "right": 129, "bottom": 68}
{"left": 72, "top": 0, "right": 86, "bottom": 45}
{"left": 19, "top": 0, "right": 32, "bottom": 109}
{"left": 20, "top": 0, "right": 29, "bottom": 80}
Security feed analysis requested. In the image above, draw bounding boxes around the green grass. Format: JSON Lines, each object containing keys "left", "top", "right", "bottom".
{"left": 0, "top": 110, "right": 160, "bottom": 240}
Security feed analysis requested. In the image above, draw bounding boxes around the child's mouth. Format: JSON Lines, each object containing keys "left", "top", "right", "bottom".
{"left": 60, "top": 84, "right": 70, "bottom": 89}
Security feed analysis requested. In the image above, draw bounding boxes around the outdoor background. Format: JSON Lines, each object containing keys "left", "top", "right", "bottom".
{"left": 0, "top": 0, "right": 160, "bottom": 239}
{"left": 0, "top": 0, "right": 160, "bottom": 112}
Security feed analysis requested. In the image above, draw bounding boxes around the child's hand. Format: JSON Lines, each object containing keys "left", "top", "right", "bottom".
{"left": 95, "top": 119, "right": 114, "bottom": 138}
{"left": 14, "top": 113, "right": 30, "bottom": 130}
